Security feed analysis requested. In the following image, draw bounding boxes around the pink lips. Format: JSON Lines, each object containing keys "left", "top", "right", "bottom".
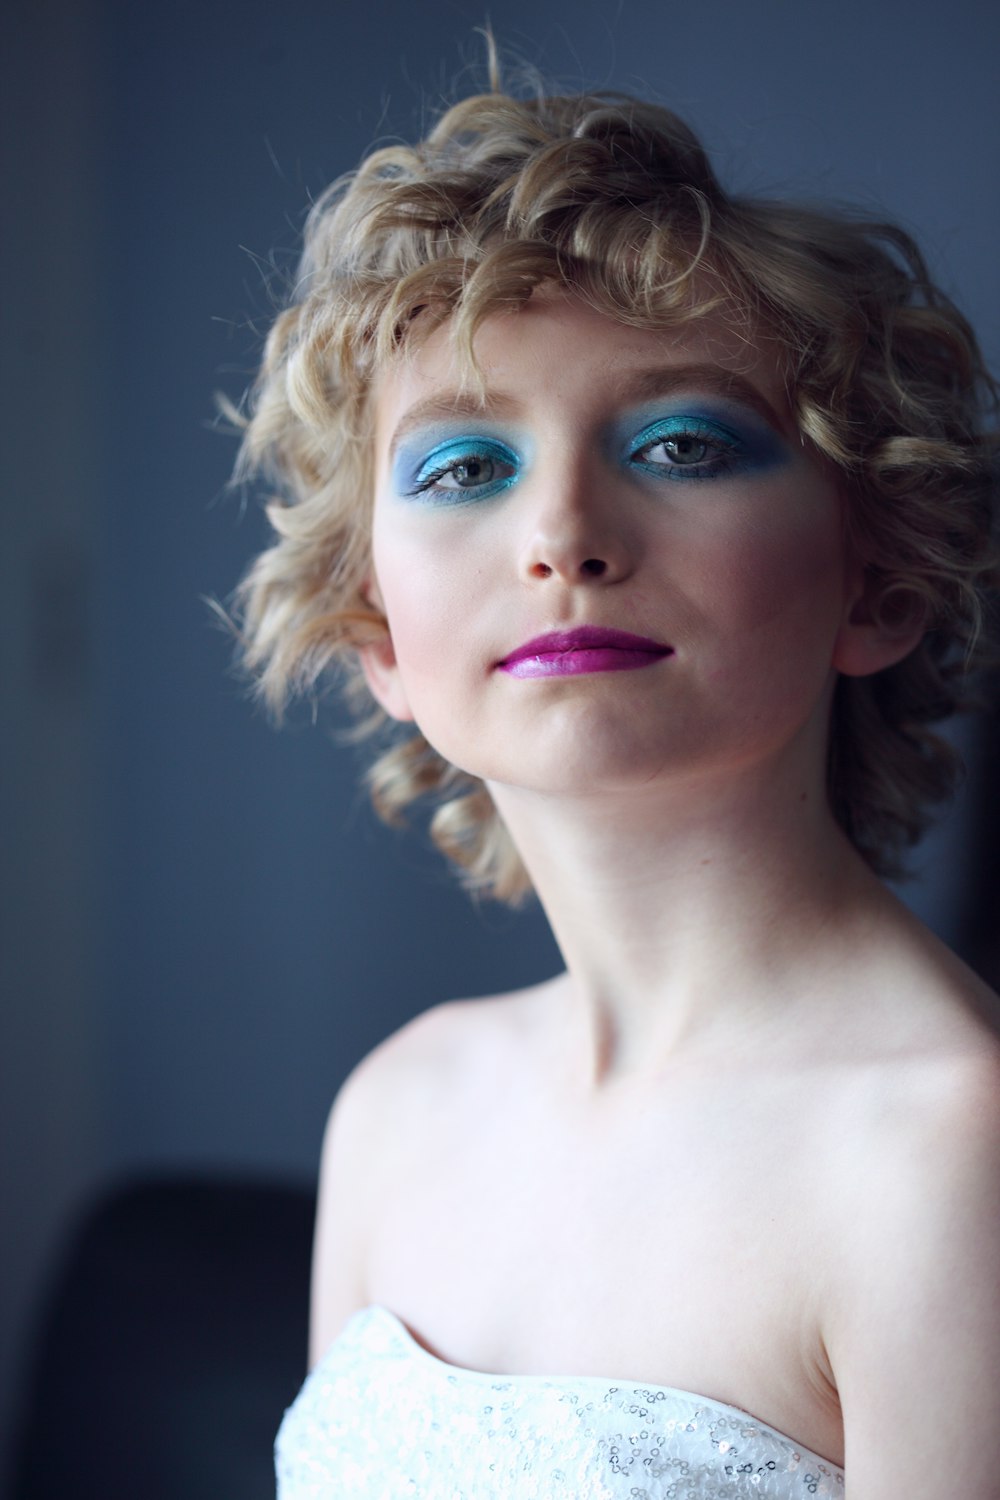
{"left": 497, "top": 627, "right": 673, "bottom": 679}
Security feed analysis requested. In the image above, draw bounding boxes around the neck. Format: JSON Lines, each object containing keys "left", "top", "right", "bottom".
{"left": 487, "top": 747, "right": 886, "bottom": 1091}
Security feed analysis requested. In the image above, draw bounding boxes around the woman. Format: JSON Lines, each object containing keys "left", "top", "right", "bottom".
{"left": 232, "top": 66, "right": 999, "bottom": 1499}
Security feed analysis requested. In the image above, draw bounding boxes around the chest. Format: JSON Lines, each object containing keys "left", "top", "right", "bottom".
{"left": 365, "top": 1075, "right": 846, "bottom": 1467}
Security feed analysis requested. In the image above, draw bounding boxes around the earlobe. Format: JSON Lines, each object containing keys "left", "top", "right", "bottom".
{"left": 833, "top": 576, "right": 928, "bottom": 678}
{"left": 359, "top": 631, "right": 416, "bottom": 723}
{"left": 357, "top": 574, "right": 416, "bottom": 723}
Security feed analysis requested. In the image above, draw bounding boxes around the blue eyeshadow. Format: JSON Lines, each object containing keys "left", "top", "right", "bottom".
{"left": 614, "top": 398, "right": 789, "bottom": 476}
{"left": 392, "top": 425, "right": 527, "bottom": 504}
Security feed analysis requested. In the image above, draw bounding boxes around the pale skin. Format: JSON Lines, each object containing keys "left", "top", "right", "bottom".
{"left": 310, "top": 291, "right": 1000, "bottom": 1497}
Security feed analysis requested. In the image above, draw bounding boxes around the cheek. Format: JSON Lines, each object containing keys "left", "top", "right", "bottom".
{"left": 733, "top": 532, "right": 839, "bottom": 627}
{"left": 693, "top": 489, "right": 847, "bottom": 640}
{"left": 372, "top": 518, "right": 481, "bottom": 681}
{"left": 662, "top": 489, "right": 850, "bottom": 726}
{"left": 371, "top": 517, "right": 496, "bottom": 773}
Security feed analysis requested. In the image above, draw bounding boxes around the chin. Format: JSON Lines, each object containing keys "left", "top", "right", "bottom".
{"left": 482, "top": 737, "right": 698, "bottom": 799}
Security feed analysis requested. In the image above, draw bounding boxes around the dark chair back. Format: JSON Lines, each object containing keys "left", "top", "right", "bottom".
{"left": 10, "top": 1175, "right": 315, "bottom": 1500}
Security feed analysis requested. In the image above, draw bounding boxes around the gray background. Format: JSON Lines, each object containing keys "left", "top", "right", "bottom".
{"left": 3, "top": 0, "right": 998, "bottom": 1487}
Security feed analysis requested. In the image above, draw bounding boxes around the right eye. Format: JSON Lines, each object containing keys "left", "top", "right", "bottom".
{"left": 428, "top": 455, "right": 504, "bottom": 490}
{"left": 407, "top": 439, "right": 520, "bottom": 503}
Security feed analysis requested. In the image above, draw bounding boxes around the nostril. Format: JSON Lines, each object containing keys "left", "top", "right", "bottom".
{"left": 530, "top": 562, "right": 553, "bottom": 579}
{"left": 581, "top": 558, "right": 607, "bottom": 577}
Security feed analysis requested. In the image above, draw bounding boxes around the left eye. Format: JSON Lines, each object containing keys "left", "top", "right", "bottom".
{"left": 640, "top": 435, "right": 711, "bottom": 467}
{"left": 628, "top": 419, "right": 741, "bottom": 480}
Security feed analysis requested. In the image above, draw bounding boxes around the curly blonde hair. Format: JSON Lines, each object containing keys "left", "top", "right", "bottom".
{"left": 230, "top": 77, "right": 998, "bottom": 903}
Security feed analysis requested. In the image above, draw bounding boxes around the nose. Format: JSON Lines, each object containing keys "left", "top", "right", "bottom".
{"left": 529, "top": 556, "right": 609, "bottom": 579}
{"left": 519, "top": 460, "right": 634, "bottom": 586}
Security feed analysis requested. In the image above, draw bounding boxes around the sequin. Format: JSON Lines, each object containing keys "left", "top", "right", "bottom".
{"left": 275, "top": 1305, "right": 845, "bottom": 1498}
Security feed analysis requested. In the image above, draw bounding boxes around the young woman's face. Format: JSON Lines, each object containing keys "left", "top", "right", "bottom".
{"left": 364, "top": 289, "right": 860, "bottom": 798}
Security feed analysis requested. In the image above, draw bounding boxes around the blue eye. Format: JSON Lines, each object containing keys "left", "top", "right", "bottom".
{"left": 404, "top": 437, "right": 520, "bottom": 504}
{"left": 627, "top": 415, "right": 745, "bottom": 481}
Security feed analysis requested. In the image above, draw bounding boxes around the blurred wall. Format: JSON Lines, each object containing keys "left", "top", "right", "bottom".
{"left": 3, "top": 0, "right": 998, "bottom": 1488}
{"left": 2, "top": 0, "right": 105, "bottom": 1487}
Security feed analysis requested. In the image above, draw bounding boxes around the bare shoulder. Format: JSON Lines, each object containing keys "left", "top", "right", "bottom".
{"left": 864, "top": 1033, "right": 1000, "bottom": 1173}
{"left": 825, "top": 884, "right": 1000, "bottom": 1085}
{"left": 821, "top": 965, "right": 1000, "bottom": 1496}
{"left": 825, "top": 922, "right": 1000, "bottom": 1202}
{"left": 339, "top": 981, "right": 545, "bottom": 1117}
{"left": 308, "top": 982, "right": 551, "bottom": 1366}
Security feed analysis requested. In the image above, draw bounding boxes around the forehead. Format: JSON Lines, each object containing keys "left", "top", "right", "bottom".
{"left": 372, "top": 289, "right": 796, "bottom": 459}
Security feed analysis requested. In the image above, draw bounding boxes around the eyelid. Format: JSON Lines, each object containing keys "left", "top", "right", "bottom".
{"left": 413, "top": 433, "right": 520, "bottom": 483}
{"left": 625, "top": 412, "right": 745, "bottom": 456}
{"left": 396, "top": 431, "right": 523, "bottom": 506}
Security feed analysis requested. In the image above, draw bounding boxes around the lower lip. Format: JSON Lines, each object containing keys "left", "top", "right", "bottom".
{"left": 499, "top": 648, "right": 672, "bottom": 679}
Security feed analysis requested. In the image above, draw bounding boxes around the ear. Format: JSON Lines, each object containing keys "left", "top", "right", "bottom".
{"left": 832, "top": 571, "right": 928, "bottom": 678}
{"left": 358, "top": 634, "right": 416, "bottom": 722}
{"left": 357, "top": 577, "right": 415, "bottom": 722}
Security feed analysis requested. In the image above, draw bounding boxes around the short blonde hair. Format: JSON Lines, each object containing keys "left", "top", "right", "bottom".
{"left": 231, "top": 82, "right": 998, "bottom": 902}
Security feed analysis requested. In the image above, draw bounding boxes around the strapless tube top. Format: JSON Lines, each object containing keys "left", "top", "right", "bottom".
{"left": 276, "top": 1304, "right": 845, "bottom": 1497}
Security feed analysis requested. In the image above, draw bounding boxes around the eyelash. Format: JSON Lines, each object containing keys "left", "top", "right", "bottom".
{"left": 407, "top": 441, "right": 520, "bottom": 503}
{"left": 403, "top": 415, "right": 748, "bottom": 504}
{"left": 627, "top": 419, "right": 744, "bottom": 481}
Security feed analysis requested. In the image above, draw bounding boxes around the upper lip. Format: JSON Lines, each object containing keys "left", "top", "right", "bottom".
{"left": 498, "top": 627, "right": 673, "bottom": 665}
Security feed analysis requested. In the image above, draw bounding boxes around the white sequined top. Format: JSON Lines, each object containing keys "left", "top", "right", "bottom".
{"left": 275, "top": 1304, "right": 845, "bottom": 1498}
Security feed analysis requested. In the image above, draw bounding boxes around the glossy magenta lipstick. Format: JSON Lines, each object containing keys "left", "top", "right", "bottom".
{"left": 497, "top": 627, "right": 673, "bottom": 679}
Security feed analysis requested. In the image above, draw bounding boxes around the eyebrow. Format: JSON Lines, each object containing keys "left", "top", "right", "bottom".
{"left": 387, "top": 362, "right": 791, "bottom": 460}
